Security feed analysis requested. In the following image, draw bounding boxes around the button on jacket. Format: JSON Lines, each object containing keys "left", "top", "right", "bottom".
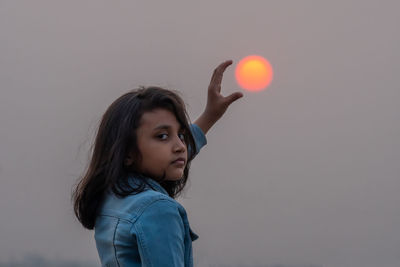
{"left": 95, "top": 124, "right": 207, "bottom": 267}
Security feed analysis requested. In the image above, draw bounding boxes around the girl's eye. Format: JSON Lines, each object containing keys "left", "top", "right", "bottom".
{"left": 178, "top": 133, "right": 186, "bottom": 142}
{"left": 157, "top": 133, "right": 168, "bottom": 140}
{"left": 157, "top": 133, "right": 186, "bottom": 141}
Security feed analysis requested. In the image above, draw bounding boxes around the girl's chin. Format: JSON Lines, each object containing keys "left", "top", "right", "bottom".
{"left": 166, "top": 172, "right": 184, "bottom": 181}
{"left": 167, "top": 176, "right": 184, "bottom": 181}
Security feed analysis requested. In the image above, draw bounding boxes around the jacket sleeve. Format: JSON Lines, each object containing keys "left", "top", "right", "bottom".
{"left": 134, "top": 200, "right": 185, "bottom": 267}
{"left": 189, "top": 123, "right": 207, "bottom": 157}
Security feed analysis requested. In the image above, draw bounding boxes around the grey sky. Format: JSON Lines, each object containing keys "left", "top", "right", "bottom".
{"left": 1, "top": 1, "right": 399, "bottom": 266}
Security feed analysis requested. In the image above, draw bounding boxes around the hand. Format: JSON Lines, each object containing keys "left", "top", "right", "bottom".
{"left": 205, "top": 60, "right": 243, "bottom": 121}
{"left": 194, "top": 60, "right": 243, "bottom": 134}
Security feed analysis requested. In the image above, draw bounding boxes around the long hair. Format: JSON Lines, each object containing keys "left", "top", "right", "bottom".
{"left": 72, "top": 86, "right": 196, "bottom": 229}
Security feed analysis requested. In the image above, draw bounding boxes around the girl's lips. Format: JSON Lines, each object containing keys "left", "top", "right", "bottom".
{"left": 172, "top": 159, "right": 185, "bottom": 166}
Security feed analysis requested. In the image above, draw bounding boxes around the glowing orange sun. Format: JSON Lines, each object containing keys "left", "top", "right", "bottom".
{"left": 235, "top": 55, "right": 273, "bottom": 92}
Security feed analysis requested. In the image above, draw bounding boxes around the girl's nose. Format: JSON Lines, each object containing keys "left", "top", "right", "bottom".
{"left": 173, "top": 136, "right": 186, "bottom": 152}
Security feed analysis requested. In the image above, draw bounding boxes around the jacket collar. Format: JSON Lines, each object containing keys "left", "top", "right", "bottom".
{"left": 145, "top": 176, "right": 169, "bottom": 196}
{"left": 128, "top": 173, "right": 169, "bottom": 196}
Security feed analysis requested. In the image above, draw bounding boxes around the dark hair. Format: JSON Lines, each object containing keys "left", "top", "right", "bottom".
{"left": 72, "top": 86, "right": 196, "bottom": 229}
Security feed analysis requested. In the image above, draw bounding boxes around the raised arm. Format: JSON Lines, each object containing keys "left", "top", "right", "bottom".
{"left": 189, "top": 123, "right": 207, "bottom": 157}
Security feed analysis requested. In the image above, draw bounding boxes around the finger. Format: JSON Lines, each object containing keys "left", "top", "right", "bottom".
{"left": 209, "top": 60, "right": 233, "bottom": 90}
{"left": 224, "top": 92, "right": 243, "bottom": 105}
{"left": 212, "top": 60, "right": 232, "bottom": 85}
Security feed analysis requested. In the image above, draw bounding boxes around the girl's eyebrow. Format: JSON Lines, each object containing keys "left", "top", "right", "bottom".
{"left": 152, "top": 124, "right": 183, "bottom": 132}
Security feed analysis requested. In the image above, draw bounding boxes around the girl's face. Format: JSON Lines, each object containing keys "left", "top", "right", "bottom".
{"left": 130, "top": 108, "right": 188, "bottom": 181}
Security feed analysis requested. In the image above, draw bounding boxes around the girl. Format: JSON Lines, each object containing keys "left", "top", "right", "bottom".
{"left": 72, "top": 60, "right": 243, "bottom": 266}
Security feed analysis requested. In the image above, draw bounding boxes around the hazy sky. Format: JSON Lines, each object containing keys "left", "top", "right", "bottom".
{"left": 1, "top": 1, "right": 399, "bottom": 266}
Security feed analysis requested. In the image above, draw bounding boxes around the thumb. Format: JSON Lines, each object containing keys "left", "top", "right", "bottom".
{"left": 225, "top": 92, "right": 243, "bottom": 105}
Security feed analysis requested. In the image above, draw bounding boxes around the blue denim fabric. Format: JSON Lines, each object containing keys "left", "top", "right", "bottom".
{"left": 95, "top": 124, "right": 206, "bottom": 267}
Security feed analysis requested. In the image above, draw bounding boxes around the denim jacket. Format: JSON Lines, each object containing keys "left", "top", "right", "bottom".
{"left": 94, "top": 124, "right": 207, "bottom": 267}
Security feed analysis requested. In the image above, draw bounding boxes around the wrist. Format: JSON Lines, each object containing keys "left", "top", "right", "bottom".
{"left": 203, "top": 108, "right": 220, "bottom": 123}
{"left": 193, "top": 111, "right": 218, "bottom": 135}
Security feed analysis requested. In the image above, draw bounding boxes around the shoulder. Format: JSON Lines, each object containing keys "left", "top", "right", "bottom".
{"left": 132, "top": 191, "right": 183, "bottom": 219}
{"left": 132, "top": 197, "right": 187, "bottom": 238}
{"left": 98, "top": 189, "right": 184, "bottom": 223}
